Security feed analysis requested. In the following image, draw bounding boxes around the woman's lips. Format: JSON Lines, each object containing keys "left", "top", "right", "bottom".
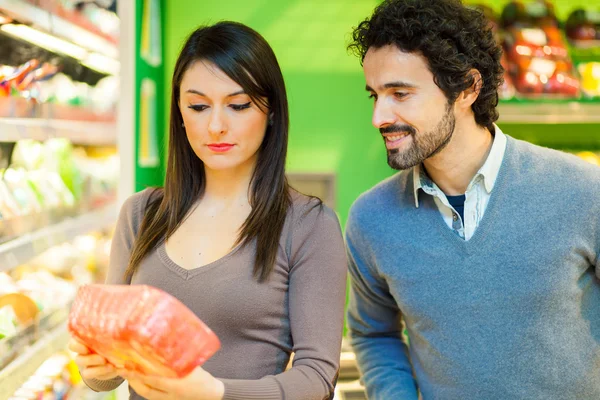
{"left": 207, "top": 143, "right": 234, "bottom": 152}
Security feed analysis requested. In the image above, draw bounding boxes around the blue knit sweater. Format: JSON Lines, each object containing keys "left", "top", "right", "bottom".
{"left": 346, "top": 136, "right": 600, "bottom": 400}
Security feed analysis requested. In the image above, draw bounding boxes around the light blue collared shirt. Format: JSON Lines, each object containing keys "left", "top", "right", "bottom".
{"left": 412, "top": 125, "right": 507, "bottom": 240}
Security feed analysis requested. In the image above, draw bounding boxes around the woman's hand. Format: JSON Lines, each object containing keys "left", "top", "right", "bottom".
{"left": 119, "top": 367, "right": 224, "bottom": 400}
{"left": 68, "top": 338, "right": 120, "bottom": 381}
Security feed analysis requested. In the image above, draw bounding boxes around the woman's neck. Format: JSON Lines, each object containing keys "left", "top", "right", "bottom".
{"left": 201, "top": 158, "right": 255, "bottom": 208}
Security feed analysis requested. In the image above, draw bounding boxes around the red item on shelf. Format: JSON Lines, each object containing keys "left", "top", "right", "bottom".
{"left": 68, "top": 284, "right": 221, "bottom": 378}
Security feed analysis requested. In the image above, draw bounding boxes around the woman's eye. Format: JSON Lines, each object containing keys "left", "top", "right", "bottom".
{"left": 188, "top": 105, "right": 208, "bottom": 112}
{"left": 230, "top": 102, "right": 251, "bottom": 111}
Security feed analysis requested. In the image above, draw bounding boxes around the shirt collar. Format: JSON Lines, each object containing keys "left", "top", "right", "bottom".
{"left": 412, "top": 124, "right": 507, "bottom": 208}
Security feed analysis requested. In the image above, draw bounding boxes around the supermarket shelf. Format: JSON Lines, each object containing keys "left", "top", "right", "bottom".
{"left": 0, "top": 202, "right": 117, "bottom": 273}
{"left": 0, "top": 118, "right": 116, "bottom": 145}
{"left": 498, "top": 102, "right": 600, "bottom": 124}
{"left": 0, "top": 322, "right": 69, "bottom": 400}
{"left": 335, "top": 380, "right": 366, "bottom": 400}
{"left": 70, "top": 385, "right": 115, "bottom": 400}
{"left": 0, "top": 0, "right": 118, "bottom": 59}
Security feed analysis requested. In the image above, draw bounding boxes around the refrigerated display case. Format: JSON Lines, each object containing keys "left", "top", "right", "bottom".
{"left": 0, "top": 1, "right": 122, "bottom": 399}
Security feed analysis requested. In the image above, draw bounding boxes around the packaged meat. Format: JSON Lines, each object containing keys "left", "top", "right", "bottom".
{"left": 68, "top": 284, "right": 220, "bottom": 378}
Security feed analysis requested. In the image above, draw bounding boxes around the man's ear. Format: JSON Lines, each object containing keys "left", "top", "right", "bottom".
{"left": 456, "top": 69, "right": 483, "bottom": 109}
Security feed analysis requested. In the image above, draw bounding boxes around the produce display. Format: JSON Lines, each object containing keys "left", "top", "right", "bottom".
{"left": 0, "top": 59, "right": 119, "bottom": 119}
{"left": 9, "top": 352, "right": 87, "bottom": 400}
{"left": 69, "top": 285, "right": 221, "bottom": 378}
{"left": 576, "top": 150, "right": 600, "bottom": 165}
{"left": 22, "top": 0, "right": 118, "bottom": 43}
{"left": 0, "top": 231, "right": 112, "bottom": 380}
{"left": 577, "top": 62, "right": 600, "bottom": 97}
{"left": 501, "top": 1, "right": 581, "bottom": 98}
{"left": 566, "top": 9, "right": 600, "bottom": 46}
{"left": 0, "top": 139, "right": 118, "bottom": 241}
{"left": 0, "top": 1, "right": 120, "bottom": 398}
{"left": 470, "top": 1, "right": 600, "bottom": 100}
{"left": 469, "top": 4, "right": 518, "bottom": 100}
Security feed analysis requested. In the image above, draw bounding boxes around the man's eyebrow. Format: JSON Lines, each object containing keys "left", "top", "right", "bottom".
{"left": 366, "top": 81, "right": 418, "bottom": 92}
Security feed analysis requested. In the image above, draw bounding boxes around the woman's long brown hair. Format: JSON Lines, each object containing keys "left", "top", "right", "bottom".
{"left": 125, "top": 22, "right": 292, "bottom": 282}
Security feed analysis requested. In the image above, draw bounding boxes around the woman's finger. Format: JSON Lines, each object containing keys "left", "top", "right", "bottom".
{"left": 81, "top": 365, "right": 119, "bottom": 380}
{"left": 128, "top": 379, "right": 170, "bottom": 400}
{"left": 75, "top": 354, "right": 109, "bottom": 368}
{"left": 68, "top": 338, "right": 90, "bottom": 355}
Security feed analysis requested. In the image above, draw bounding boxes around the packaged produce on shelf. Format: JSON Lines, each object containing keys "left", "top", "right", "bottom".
{"left": 500, "top": 54, "right": 517, "bottom": 99}
{"left": 73, "top": 147, "right": 119, "bottom": 205}
{"left": 28, "top": 233, "right": 112, "bottom": 284}
{"left": 73, "top": 0, "right": 119, "bottom": 38}
{"left": 577, "top": 62, "right": 600, "bottom": 98}
{"left": 2, "top": 168, "right": 44, "bottom": 216}
{"left": 0, "top": 305, "right": 17, "bottom": 339}
{"left": 42, "top": 138, "right": 85, "bottom": 203}
{"left": 0, "top": 138, "right": 117, "bottom": 242}
{"left": 0, "top": 60, "right": 118, "bottom": 119}
{"left": 499, "top": 1, "right": 581, "bottom": 99}
{"left": 566, "top": 9, "right": 600, "bottom": 47}
{"left": 469, "top": 4, "right": 517, "bottom": 100}
{"left": 576, "top": 151, "right": 600, "bottom": 166}
{"left": 7, "top": 347, "right": 119, "bottom": 400}
{"left": 9, "top": 352, "right": 78, "bottom": 400}
{"left": 15, "top": 270, "right": 76, "bottom": 313}
{"left": 0, "top": 178, "right": 23, "bottom": 219}
{"left": 0, "top": 230, "right": 111, "bottom": 346}
{"left": 0, "top": 60, "right": 60, "bottom": 102}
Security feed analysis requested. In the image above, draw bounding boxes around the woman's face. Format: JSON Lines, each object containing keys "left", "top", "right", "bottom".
{"left": 179, "top": 61, "right": 269, "bottom": 173}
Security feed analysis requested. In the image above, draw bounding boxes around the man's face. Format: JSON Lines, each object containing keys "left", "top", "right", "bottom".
{"left": 363, "top": 45, "right": 456, "bottom": 170}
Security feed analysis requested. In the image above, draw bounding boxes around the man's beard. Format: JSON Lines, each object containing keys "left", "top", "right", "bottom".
{"left": 383, "top": 104, "right": 456, "bottom": 171}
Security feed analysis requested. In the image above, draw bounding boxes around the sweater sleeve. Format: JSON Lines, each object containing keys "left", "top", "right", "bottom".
{"left": 83, "top": 189, "right": 152, "bottom": 392}
{"left": 345, "top": 205, "right": 419, "bottom": 400}
{"left": 221, "top": 203, "right": 348, "bottom": 400}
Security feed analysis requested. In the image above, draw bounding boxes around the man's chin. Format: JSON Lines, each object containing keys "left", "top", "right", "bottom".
{"left": 387, "top": 158, "right": 420, "bottom": 171}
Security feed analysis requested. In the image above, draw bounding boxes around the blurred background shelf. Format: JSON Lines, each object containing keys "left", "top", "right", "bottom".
{"left": 0, "top": 201, "right": 117, "bottom": 273}
{"left": 498, "top": 101, "right": 600, "bottom": 123}
{"left": 0, "top": 0, "right": 118, "bottom": 59}
{"left": 69, "top": 384, "right": 116, "bottom": 400}
{"left": 0, "top": 118, "right": 116, "bottom": 145}
{"left": 0, "top": 322, "right": 69, "bottom": 400}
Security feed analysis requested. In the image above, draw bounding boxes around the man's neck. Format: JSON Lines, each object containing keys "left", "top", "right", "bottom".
{"left": 422, "top": 121, "right": 493, "bottom": 196}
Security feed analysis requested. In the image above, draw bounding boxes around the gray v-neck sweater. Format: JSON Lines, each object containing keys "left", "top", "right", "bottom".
{"left": 84, "top": 190, "right": 347, "bottom": 400}
{"left": 346, "top": 136, "right": 600, "bottom": 399}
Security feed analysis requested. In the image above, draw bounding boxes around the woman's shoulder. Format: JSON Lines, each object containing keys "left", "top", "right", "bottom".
{"left": 117, "top": 187, "right": 162, "bottom": 233}
{"left": 287, "top": 190, "right": 340, "bottom": 236}
{"left": 283, "top": 190, "right": 345, "bottom": 270}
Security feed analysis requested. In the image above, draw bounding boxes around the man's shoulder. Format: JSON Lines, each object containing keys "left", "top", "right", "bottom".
{"left": 348, "top": 171, "right": 412, "bottom": 226}
{"left": 509, "top": 136, "right": 600, "bottom": 188}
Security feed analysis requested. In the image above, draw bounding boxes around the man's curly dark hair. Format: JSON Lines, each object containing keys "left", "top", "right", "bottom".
{"left": 348, "top": 0, "right": 504, "bottom": 131}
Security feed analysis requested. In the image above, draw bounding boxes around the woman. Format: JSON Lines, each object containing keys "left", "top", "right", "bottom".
{"left": 69, "top": 22, "right": 347, "bottom": 400}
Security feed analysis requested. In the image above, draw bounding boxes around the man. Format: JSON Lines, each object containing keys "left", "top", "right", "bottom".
{"left": 345, "top": 1, "right": 600, "bottom": 399}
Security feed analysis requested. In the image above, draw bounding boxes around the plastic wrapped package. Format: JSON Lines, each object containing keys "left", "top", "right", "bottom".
{"left": 578, "top": 62, "right": 600, "bottom": 97}
{"left": 499, "top": 1, "right": 581, "bottom": 99}
{"left": 68, "top": 285, "right": 220, "bottom": 378}
{"left": 0, "top": 306, "right": 17, "bottom": 339}
{"left": 566, "top": 9, "right": 600, "bottom": 46}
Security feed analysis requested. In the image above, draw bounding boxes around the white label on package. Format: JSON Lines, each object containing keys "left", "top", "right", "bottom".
{"left": 529, "top": 58, "right": 556, "bottom": 77}
{"left": 521, "top": 28, "right": 547, "bottom": 46}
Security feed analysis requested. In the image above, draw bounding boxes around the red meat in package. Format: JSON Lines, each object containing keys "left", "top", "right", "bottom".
{"left": 68, "top": 284, "right": 220, "bottom": 378}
